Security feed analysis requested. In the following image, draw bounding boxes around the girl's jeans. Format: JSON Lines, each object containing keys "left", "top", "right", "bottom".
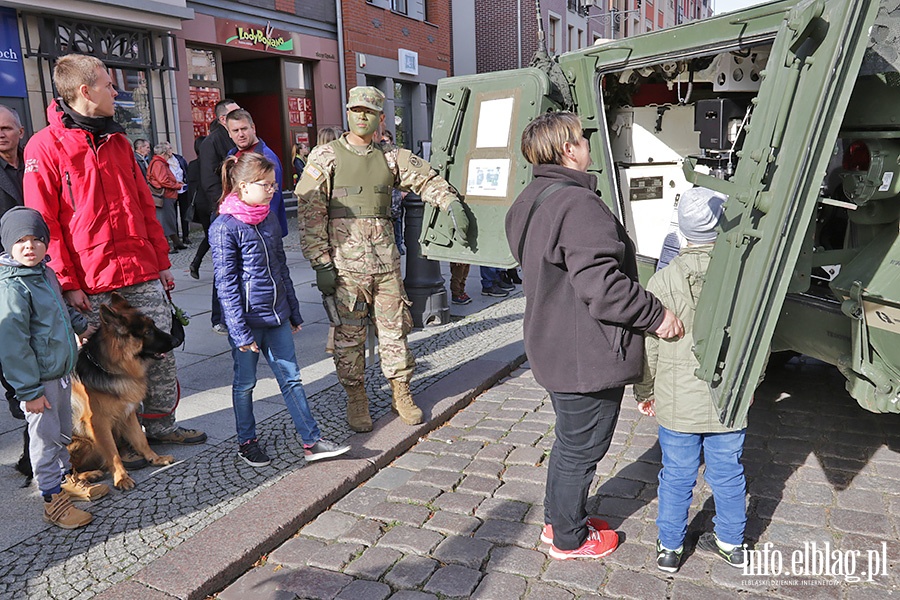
{"left": 657, "top": 425, "right": 747, "bottom": 550}
{"left": 229, "top": 322, "right": 321, "bottom": 446}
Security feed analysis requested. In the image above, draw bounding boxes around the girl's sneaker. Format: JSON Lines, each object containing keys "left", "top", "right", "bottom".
{"left": 304, "top": 439, "right": 351, "bottom": 462}
{"left": 656, "top": 539, "right": 683, "bottom": 573}
{"left": 238, "top": 439, "right": 271, "bottom": 467}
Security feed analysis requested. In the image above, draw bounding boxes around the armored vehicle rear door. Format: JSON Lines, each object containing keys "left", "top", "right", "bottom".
{"left": 689, "top": 0, "right": 878, "bottom": 427}
{"left": 419, "top": 68, "right": 561, "bottom": 267}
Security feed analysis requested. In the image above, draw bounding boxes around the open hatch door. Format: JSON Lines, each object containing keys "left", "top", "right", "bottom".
{"left": 420, "top": 68, "right": 562, "bottom": 267}
{"left": 690, "top": 0, "right": 878, "bottom": 426}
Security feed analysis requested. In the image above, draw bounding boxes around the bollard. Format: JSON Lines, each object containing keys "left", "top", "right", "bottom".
{"left": 403, "top": 193, "right": 449, "bottom": 327}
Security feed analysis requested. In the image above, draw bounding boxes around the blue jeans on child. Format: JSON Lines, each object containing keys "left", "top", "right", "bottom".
{"left": 229, "top": 322, "right": 321, "bottom": 446}
{"left": 656, "top": 425, "right": 747, "bottom": 550}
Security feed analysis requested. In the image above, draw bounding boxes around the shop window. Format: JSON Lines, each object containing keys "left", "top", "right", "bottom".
{"left": 187, "top": 47, "right": 223, "bottom": 139}
{"left": 188, "top": 49, "right": 218, "bottom": 82}
{"left": 109, "top": 68, "right": 152, "bottom": 140}
{"left": 394, "top": 81, "right": 414, "bottom": 150}
{"left": 548, "top": 16, "right": 560, "bottom": 54}
{"left": 284, "top": 62, "right": 312, "bottom": 90}
{"left": 23, "top": 14, "right": 177, "bottom": 143}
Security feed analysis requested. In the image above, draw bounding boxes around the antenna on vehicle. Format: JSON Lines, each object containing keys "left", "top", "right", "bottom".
{"left": 530, "top": 0, "right": 575, "bottom": 109}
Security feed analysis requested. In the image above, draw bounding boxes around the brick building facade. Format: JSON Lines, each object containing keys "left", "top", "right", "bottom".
{"left": 340, "top": 0, "right": 452, "bottom": 154}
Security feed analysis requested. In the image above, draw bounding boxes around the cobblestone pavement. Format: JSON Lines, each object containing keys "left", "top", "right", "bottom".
{"left": 0, "top": 290, "right": 525, "bottom": 600}
{"left": 217, "top": 357, "right": 900, "bottom": 600}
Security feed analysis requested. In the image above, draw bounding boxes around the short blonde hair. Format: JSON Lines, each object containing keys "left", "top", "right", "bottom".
{"left": 54, "top": 54, "right": 106, "bottom": 106}
{"left": 317, "top": 126, "right": 341, "bottom": 146}
{"left": 521, "top": 112, "right": 583, "bottom": 166}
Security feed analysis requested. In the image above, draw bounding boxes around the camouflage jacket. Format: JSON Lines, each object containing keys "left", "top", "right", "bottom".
{"left": 295, "top": 134, "right": 457, "bottom": 274}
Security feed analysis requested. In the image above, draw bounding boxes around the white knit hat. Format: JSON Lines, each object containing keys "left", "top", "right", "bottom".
{"left": 677, "top": 187, "right": 726, "bottom": 244}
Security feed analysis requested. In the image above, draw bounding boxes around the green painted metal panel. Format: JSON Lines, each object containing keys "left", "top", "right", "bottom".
{"left": 691, "top": 0, "right": 880, "bottom": 427}
{"left": 419, "top": 68, "right": 560, "bottom": 268}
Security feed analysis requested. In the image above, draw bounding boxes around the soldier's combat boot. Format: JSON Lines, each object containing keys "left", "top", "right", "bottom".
{"left": 345, "top": 384, "right": 373, "bottom": 433}
{"left": 390, "top": 380, "right": 423, "bottom": 425}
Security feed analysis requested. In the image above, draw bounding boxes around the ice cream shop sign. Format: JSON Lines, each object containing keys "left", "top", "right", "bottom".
{"left": 218, "top": 20, "right": 294, "bottom": 52}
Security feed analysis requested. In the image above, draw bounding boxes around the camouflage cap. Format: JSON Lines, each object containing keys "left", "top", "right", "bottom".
{"left": 346, "top": 86, "right": 385, "bottom": 112}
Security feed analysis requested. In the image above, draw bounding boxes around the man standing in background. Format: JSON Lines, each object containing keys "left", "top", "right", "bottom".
{"left": 197, "top": 98, "right": 239, "bottom": 334}
{"left": 133, "top": 138, "right": 151, "bottom": 181}
{"left": 225, "top": 109, "right": 288, "bottom": 237}
{"left": 0, "top": 104, "right": 27, "bottom": 418}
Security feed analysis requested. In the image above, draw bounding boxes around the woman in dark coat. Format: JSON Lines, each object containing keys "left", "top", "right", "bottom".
{"left": 505, "top": 111, "right": 683, "bottom": 560}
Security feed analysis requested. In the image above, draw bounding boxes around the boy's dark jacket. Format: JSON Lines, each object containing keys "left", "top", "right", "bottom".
{"left": 0, "top": 256, "right": 87, "bottom": 402}
{"left": 505, "top": 164, "right": 664, "bottom": 393}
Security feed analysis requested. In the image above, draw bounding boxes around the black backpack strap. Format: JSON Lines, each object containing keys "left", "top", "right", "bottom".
{"left": 517, "top": 181, "right": 580, "bottom": 261}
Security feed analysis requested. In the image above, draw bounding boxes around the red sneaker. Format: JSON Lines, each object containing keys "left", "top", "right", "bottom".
{"left": 540, "top": 517, "right": 610, "bottom": 545}
{"left": 549, "top": 529, "right": 619, "bottom": 560}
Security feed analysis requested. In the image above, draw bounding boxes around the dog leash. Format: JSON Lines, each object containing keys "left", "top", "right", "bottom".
{"left": 137, "top": 380, "right": 181, "bottom": 419}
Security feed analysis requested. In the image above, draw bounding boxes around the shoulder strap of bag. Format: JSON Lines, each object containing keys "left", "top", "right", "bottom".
{"left": 517, "top": 180, "right": 580, "bottom": 261}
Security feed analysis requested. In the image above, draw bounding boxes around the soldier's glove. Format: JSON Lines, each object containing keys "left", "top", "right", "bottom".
{"left": 314, "top": 262, "right": 338, "bottom": 296}
{"left": 446, "top": 200, "right": 470, "bottom": 248}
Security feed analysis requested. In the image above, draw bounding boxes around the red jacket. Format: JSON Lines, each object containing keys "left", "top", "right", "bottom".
{"left": 23, "top": 101, "right": 170, "bottom": 294}
{"left": 148, "top": 155, "right": 180, "bottom": 199}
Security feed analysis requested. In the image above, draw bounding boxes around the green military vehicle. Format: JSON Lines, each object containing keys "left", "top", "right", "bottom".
{"left": 418, "top": 0, "right": 900, "bottom": 428}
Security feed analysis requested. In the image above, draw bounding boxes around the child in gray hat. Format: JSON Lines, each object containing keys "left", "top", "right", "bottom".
{"left": 0, "top": 207, "right": 107, "bottom": 529}
{"left": 633, "top": 187, "right": 752, "bottom": 573}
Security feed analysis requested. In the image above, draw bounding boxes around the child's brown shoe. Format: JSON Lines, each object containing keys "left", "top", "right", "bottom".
{"left": 43, "top": 492, "right": 92, "bottom": 529}
{"left": 61, "top": 474, "right": 110, "bottom": 501}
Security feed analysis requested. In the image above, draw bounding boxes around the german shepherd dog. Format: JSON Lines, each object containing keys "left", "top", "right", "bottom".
{"left": 67, "top": 293, "right": 177, "bottom": 490}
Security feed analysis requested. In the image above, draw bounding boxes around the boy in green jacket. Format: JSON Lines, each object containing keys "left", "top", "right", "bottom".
{"left": 0, "top": 207, "right": 107, "bottom": 529}
{"left": 634, "top": 187, "right": 750, "bottom": 573}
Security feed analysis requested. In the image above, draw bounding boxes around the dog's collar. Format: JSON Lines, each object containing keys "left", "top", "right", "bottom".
{"left": 82, "top": 349, "right": 116, "bottom": 376}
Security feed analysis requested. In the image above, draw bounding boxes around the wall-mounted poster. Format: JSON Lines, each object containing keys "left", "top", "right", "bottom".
{"left": 190, "top": 87, "right": 221, "bottom": 138}
{"left": 466, "top": 158, "right": 510, "bottom": 198}
{"left": 288, "top": 96, "right": 313, "bottom": 126}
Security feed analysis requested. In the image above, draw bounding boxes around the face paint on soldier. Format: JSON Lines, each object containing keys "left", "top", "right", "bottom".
{"left": 346, "top": 107, "right": 383, "bottom": 141}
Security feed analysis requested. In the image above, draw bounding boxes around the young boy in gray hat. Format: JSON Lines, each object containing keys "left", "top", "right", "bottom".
{"left": 0, "top": 206, "right": 107, "bottom": 529}
{"left": 633, "top": 187, "right": 751, "bottom": 573}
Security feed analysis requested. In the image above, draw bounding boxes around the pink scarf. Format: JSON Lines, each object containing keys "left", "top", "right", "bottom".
{"left": 219, "top": 192, "right": 270, "bottom": 225}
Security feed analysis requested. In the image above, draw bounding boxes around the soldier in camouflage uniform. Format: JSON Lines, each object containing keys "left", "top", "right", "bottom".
{"left": 296, "top": 86, "right": 469, "bottom": 432}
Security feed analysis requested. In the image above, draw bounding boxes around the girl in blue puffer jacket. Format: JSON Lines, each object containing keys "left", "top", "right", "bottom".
{"left": 210, "top": 153, "right": 349, "bottom": 468}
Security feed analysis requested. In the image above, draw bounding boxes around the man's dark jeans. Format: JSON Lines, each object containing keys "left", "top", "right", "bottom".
{"left": 544, "top": 387, "right": 623, "bottom": 550}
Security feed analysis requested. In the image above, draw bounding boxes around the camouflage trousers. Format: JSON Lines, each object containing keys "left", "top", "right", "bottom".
{"left": 333, "top": 269, "right": 414, "bottom": 386}
{"left": 85, "top": 280, "right": 179, "bottom": 437}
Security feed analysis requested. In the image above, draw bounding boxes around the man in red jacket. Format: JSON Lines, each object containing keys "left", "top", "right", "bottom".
{"left": 23, "top": 54, "right": 206, "bottom": 450}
